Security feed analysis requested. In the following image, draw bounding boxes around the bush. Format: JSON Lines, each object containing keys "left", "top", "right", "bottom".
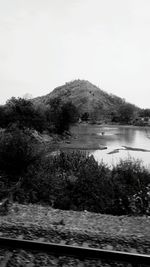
{"left": 0, "top": 97, "right": 79, "bottom": 134}
{"left": 118, "top": 103, "right": 136, "bottom": 124}
{"left": 18, "top": 151, "right": 114, "bottom": 213}
{"left": 0, "top": 98, "right": 47, "bottom": 132}
{"left": 0, "top": 126, "right": 42, "bottom": 180}
{"left": 0, "top": 126, "right": 44, "bottom": 201}
{"left": 111, "top": 159, "right": 150, "bottom": 214}
{"left": 0, "top": 140, "right": 150, "bottom": 216}
{"left": 31, "top": 153, "right": 150, "bottom": 215}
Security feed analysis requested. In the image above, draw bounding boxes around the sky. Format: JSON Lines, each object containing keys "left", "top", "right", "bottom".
{"left": 0, "top": 0, "right": 150, "bottom": 108}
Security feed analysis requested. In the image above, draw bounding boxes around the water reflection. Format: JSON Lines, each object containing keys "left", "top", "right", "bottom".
{"left": 71, "top": 124, "right": 150, "bottom": 169}
{"left": 92, "top": 126, "right": 150, "bottom": 168}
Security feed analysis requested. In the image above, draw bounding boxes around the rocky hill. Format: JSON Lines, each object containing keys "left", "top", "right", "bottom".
{"left": 33, "top": 80, "right": 127, "bottom": 119}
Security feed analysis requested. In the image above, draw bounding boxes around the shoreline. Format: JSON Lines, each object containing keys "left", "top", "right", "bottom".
{"left": 54, "top": 123, "right": 150, "bottom": 152}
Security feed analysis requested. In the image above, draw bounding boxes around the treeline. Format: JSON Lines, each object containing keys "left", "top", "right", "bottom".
{"left": 111, "top": 104, "right": 150, "bottom": 125}
{"left": 0, "top": 97, "right": 79, "bottom": 134}
{"left": 110, "top": 103, "right": 138, "bottom": 124}
{"left": 139, "top": 108, "right": 150, "bottom": 117}
{"left": 81, "top": 103, "right": 139, "bottom": 124}
{"left": 1, "top": 97, "right": 148, "bottom": 128}
{"left": 0, "top": 127, "right": 150, "bottom": 216}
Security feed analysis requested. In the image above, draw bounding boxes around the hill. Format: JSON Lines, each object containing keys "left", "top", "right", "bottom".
{"left": 33, "top": 80, "right": 132, "bottom": 120}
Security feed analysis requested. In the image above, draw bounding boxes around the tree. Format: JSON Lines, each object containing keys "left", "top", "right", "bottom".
{"left": 139, "top": 109, "right": 150, "bottom": 117}
{"left": 111, "top": 110, "right": 120, "bottom": 122}
{"left": 2, "top": 97, "right": 46, "bottom": 132}
{"left": 61, "top": 102, "right": 79, "bottom": 129}
{"left": 118, "top": 103, "right": 135, "bottom": 124}
{"left": 47, "top": 98, "right": 79, "bottom": 134}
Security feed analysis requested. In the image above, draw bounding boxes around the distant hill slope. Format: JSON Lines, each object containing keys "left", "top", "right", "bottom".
{"left": 32, "top": 80, "right": 128, "bottom": 119}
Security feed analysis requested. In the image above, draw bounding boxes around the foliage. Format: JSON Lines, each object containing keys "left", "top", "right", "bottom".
{"left": 34, "top": 79, "right": 128, "bottom": 122}
{"left": 24, "top": 154, "right": 150, "bottom": 215}
{"left": 0, "top": 97, "right": 79, "bottom": 134}
{"left": 111, "top": 159, "right": 150, "bottom": 214}
{"left": 0, "top": 105, "right": 7, "bottom": 128}
{"left": 118, "top": 103, "right": 135, "bottom": 124}
{"left": 46, "top": 98, "right": 79, "bottom": 134}
{"left": 0, "top": 126, "right": 42, "bottom": 179}
{"left": 111, "top": 110, "right": 120, "bottom": 123}
{"left": 139, "top": 108, "right": 150, "bottom": 117}
{"left": 0, "top": 98, "right": 46, "bottom": 132}
{"left": 0, "top": 137, "right": 150, "bottom": 216}
{"left": 12, "top": 151, "right": 113, "bottom": 212}
{"left": 128, "top": 183, "right": 150, "bottom": 215}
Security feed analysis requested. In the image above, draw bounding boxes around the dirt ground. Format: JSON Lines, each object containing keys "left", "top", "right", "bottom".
{"left": 0, "top": 203, "right": 150, "bottom": 266}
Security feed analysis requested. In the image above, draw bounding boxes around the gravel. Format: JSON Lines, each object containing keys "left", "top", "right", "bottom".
{"left": 0, "top": 203, "right": 150, "bottom": 266}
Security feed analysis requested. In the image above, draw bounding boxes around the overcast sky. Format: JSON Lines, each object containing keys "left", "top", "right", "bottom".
{"left": 0, "top": 0, "right": 150, "bottom": 107}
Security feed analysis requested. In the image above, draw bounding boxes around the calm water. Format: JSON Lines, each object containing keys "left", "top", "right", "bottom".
{"left": 71, "top": 124, "right": 150, "bottom": 168}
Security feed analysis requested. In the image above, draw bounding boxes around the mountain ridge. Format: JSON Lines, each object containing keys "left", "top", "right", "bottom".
{"left": 32, "top": 80, "right": 135, "bottom": 120}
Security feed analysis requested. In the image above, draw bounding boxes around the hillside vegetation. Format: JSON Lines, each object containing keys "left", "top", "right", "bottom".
{"left": 0, "top": 129, "right": 150, "bottom": 216}
{"left": 0, "top": 80, "right": 150, "bottom": 217}
{"left": 33, "top": 80, "right": 134, "bottom": 121}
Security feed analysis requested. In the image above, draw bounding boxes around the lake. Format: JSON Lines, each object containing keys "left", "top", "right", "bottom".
{"left": 69, "top": 124, "right": 150, "bottom": 168}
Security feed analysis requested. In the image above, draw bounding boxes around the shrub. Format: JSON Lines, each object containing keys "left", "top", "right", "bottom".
{"left": 111, "top": 158, "right": 150, "bottom": 214}
{"left": 1, "top": 140, "right": 150, "bottom": 216}
{"left": 0, "top": 126, "right": 42, "bottom": 181}
{"left": 24, "top": 151, "right": 114, "bottom": 213}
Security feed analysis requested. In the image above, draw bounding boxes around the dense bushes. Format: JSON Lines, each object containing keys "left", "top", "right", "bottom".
{"left": 42, "top": 151, "right": 114, "bottom": 212}
{"left": 38, "top": 153, "right": 150, "bottom": 215}
{"left": 0, "top": 127, "right": 43, "bottom": 200}
{"left": 0, "top": 98, "right": 46, "bottom": 132}
{"left": 0, "top": 127, "right": 150, "bottom": 216}
{"left": 0, "top": 97, "right": 79, "bottom": 134}
{"left": 111, "top": 159, "right": 150, "bottom": 215}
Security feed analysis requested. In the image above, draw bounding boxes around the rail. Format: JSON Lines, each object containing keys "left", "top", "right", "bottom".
{"left": 0, "top": 237, "right": 149, "bottom": 265}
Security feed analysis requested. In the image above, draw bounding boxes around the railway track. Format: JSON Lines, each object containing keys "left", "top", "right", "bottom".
{"left": 0, "top": 237, "right": 150, "bottom": 266}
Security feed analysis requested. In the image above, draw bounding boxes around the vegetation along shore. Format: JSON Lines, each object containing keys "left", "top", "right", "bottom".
{"left": 0, "top": 80, "right": 150, "bottom": 265}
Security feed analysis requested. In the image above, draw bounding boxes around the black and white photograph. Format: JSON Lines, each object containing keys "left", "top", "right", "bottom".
{"left": 0, "top": 0, "right": 150, "bottom": 266}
